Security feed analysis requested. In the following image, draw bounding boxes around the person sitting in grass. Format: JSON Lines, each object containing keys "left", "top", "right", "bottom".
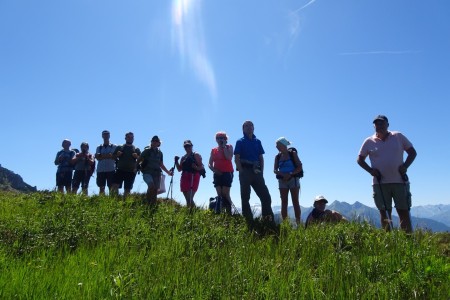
{"left": 305, "top": 195, "right": 347, "bottom": 227}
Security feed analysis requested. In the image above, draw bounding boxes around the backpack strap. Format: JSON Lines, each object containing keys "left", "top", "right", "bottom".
{"left": 288, "top": 150, "right": 294, "bottom": 164}
{"left": 275, "top": 152, "right": 281, "bottom": 163}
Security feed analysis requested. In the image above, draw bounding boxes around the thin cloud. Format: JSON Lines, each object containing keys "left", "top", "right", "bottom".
{"left": 339, "top": 50, "right": 421, "bottom": 56}
{"left": 286, "top": 1, "right": 317, "bottom": 58}
{"left": 171, "top": 0, "right": 217, "bottom": 101}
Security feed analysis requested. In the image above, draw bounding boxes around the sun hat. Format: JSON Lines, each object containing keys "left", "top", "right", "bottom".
{"left": 314, "top": 195, "right": 328, "bottom": 203}
{"left": 276, "top": 137, "right": 291, "bottom": 147}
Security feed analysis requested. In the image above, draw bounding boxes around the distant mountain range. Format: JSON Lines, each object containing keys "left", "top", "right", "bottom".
{"left": 267, "top": 201, "right": 450, "bottom": 232}
{"left": 0, "top": 164, "right": 37, "bottom": 193}
{"left": 1, "top": 164, "right": 448, "bottom": 232}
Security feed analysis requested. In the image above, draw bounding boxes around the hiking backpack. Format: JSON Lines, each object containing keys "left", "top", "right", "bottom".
{"left": 275, "top": 147, "right": 304, "bottom": 178}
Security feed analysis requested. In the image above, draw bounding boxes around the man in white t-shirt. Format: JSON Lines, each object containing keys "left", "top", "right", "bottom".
{"left": 95, "top": 130, "right": 117, "bottom": 195}
{"left": 357, "top": 115, "right": 417, "bottom": 233}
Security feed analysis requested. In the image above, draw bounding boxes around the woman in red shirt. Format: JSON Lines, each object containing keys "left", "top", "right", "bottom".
{"left": 208, "top": 132, "right": 234, "bottom": 214}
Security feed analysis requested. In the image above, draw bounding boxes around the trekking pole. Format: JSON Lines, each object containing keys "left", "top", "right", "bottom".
{"left": 165, "top": 160, "right": 176, "bottom": 200}
{"left": 401, "top": 172, "right": 413, "bottom": 232}
{"left": 189, "top": 172, "right": 194, "bottom": 208}
{"left": 376, "top": 175, "right": 393, "bottom": 231}
{"left": 230, "top": 199, "right": 240, "bottom": 216}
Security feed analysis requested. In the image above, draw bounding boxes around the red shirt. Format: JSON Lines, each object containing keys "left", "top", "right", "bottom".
{"left": 211, "top": 147, "right": 234, "bottom": 172}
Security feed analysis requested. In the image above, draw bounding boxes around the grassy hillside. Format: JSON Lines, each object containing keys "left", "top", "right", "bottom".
{"left": 0, "top": 191, "right": 448, "bottom": 299}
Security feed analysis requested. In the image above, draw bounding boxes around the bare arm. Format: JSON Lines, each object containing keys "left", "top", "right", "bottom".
{"left": 399, "top": 146, "right": 417, "bottom": 174}
{"left": 208, "top": 149, "right": 215, "bottom": 172}
{"left": 160, "top": 162, "right": 173, "bottom": 176}
{"left": 87, "top": 154, "right": 95, "bottom": 166}
{"left": 357, "top": 155, "right": 379, "bottom": 177}
{"left": 175, "top": 156, "right": 182, "bottom": 172}
{"left": 273, "top": 155, "right": 279, "bottom": 174}
{"left": 193, "top": 153, "right": 204, "bottom": 171}
{"left": 223, "top": 144, "right": 233, "bottom": 160}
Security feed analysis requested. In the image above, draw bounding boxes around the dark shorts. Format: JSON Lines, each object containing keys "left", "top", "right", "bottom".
{"left": 373, "top": 183, "right": 411, "bottom": 210}
{"left": 96, "top": 171, "right": 115, "bottom": 188}
{"left": 113, "top": 169, "right": 137, "bottom": 190}
{"left": 213, "top": 172, "right": 233, "bottom": 187}
{"left": 56, "top": 171, "right": 73, "bottom": 187}
{"left": 72, "top": 170, "right": 91, "bottom": 190}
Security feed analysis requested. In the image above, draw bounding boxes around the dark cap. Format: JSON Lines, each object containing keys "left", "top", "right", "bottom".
{"left": 183, "top": 140, "right": 193, "bottom": 147}
{"left": 151, "top": 135, "right": 161, "bottom": 142}
{"left": 102, "top": 130, "right": 110, "bottom": 134}
{"left": 373, "top": 115, "right": 388, "bottom": 123}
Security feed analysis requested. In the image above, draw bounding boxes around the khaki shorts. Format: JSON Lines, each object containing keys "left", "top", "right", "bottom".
{"left": 373, "top": 183, "right": 411, "bottom": 210}
{"left": 278, "top": 177, "right": 300, "bottom": 189}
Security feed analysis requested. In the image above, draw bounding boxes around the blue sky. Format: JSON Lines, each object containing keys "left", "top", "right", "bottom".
{"left": 1, "top": 0, "right": 449, "bottom": 209}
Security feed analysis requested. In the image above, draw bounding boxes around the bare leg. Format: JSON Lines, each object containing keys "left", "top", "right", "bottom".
{"left": 99, "top": 186, "right": 106, "bottom": 195}
{"left": 397, "top": 208, "right": 413, "bottom": 233}
{"left": 290, "top": 187, "right": 301, "bottom": 224}
{"left": 146, "top": 185, "right": 157, "bottom": 205}
{"left": 279, "top": 188, "right": 289, "bottom": 220}
{"left": 217, "top": 186, "right": 232, "bottom": 214}
{"left": 110, "top": 184, "right": 119, "bottom": 197}
{"left": 183, "top": 191, "right": 196, "bottom": 208}
{"left": 71, "top": 185, "right": 79, "bottom": 194}
{"left": 379, "top": 209, "right": 393, "bottom": 231}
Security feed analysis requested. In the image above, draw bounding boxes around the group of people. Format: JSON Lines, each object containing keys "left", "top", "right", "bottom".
{"left": 55, "top": 115, "right": 417, "bottom": 232}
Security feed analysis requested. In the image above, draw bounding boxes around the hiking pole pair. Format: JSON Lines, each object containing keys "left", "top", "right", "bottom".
{"left": 376, "top": 175, "right": 393, "bottom": 231}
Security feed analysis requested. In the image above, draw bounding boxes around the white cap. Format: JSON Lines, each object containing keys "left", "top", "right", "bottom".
{"left": 314, "top": 195, "right": 328, "bottom": 203}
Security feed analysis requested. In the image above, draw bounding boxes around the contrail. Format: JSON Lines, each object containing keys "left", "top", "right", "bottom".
{"left": 292, "top": 0, "right": 317, "bottom": 14}
{"left": 171, "top": 0, "right": 217, "bottom": 101}
{"left": 339, "top": 50, "right": 421, "bottom": 56}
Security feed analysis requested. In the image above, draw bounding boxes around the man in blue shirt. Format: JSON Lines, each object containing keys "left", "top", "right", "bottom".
{"left": 234, "top": 120, "right": 274, "bottom": 222}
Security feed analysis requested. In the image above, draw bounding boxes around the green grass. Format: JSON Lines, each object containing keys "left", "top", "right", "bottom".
{"left": 0, "top": 191, "right": 449, "bottom": 299}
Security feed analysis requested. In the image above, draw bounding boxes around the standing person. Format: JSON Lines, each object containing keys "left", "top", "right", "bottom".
{"left": 111, "top": 132, "right": 141, "bottom": 198}
{"left": 95, "top": 130, "right": 117, "bottom": 195}
{"left": 137, "top": 136, "right": 173, "bottom": 205}
{"left": 54, "top": 139, "right": 76, "bottom": 193}
{"left": 175, "top": 140, "right": 205, "bottom": 208}
{"left": 208, "top": 131, "right": 234, "bottom": 214}
{"left": 71, "top": 142, "right": 95, "bottom": 195}
{"left": 273, "top": 137, "right": 303, "bottom": 225}
{"left": 234, "top": 120, "right": 274, "bottom": 222}
{"left": 357, "top": 115, "right": 417, "bottom": 233}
